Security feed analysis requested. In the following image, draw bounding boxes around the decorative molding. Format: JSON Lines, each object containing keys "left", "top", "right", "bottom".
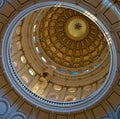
{"left": 102, "top": 117, "right": 110, "bottom": 119}
{"left": 115, "top": 105, "right": 120, "bottom": 119}
{"left": 0, "top": 0, "right": 5, "bottom": 8}
{"left": 0, "top": 98, "right": 10, "bottom": 118}
{"left": 9, "top": 112, "right": 27, "bottom": 119}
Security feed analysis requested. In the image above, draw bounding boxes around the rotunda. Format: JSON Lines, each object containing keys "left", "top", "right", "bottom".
{"left": 0, "top": 0, "right": 120, "bottom": 119}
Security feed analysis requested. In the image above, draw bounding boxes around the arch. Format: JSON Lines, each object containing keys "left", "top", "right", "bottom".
{"left": 9, "top": 112, "right": 27, "bottom": 119}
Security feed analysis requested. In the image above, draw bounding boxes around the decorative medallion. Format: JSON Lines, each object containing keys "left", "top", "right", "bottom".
{"left": 65, "top": 16, "right": 89, "bottom": 40}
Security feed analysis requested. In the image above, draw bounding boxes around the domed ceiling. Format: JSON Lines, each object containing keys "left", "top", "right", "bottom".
{"left": 1, "top": 0, "right": 120, "bottom": 117}
{"left": 10, "top": 6, "right": 110, "bottom": 111}
{"left": 38, "top": 7, "right": 107, "bottom": 68}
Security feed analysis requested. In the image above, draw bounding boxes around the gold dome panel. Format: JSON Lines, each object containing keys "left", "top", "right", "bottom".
{"left": 38, "top": 7, "right": 108, "bottom": 68}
